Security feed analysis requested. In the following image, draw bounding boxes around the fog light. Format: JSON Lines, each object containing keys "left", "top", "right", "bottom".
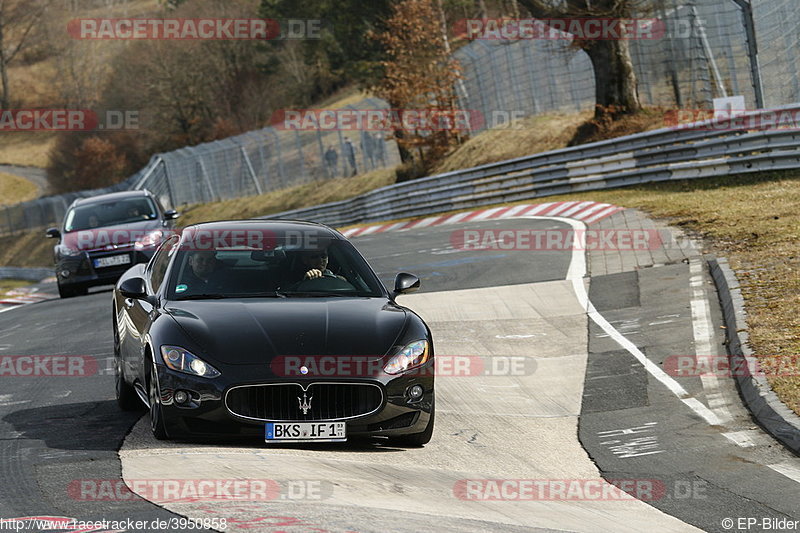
{"left": 60, "top": 270, "right": 71, "bottom": 278}
{"left": 174, "top": 390, "right": 190, "bottom": 404}
{"left": 408, "top": 385, "right": 424, "bottom": 401}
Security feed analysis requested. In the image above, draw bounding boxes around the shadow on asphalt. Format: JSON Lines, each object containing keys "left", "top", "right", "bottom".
{"left": 3, "top": 400, "right": 143, "bottom": 451}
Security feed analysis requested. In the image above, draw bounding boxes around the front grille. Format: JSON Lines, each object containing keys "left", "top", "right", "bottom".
{"left": 225, "top": 383, "right": 384, "bottom": 422}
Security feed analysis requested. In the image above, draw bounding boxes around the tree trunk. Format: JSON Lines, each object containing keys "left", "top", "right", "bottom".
{"left": 516, "top": 0, "right": 642, "bottom": 119}
{"left": 583, "top": 38, "right": 641, "bottom": 118}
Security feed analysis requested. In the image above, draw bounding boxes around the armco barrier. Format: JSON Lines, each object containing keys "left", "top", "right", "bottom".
{"left": 265, "top": 105, "right": 800, "bottom": 226}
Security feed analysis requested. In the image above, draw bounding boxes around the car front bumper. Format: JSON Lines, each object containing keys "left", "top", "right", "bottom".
{"left": 152, "top": 363, "right": 435, "bottom": 441}
{"left": 56, "top": 249, "right": 156, "bottom": 289}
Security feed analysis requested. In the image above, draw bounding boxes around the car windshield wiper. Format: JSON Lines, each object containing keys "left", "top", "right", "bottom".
{"left": 277, "top": 291, "right": 368, "bottom": 298}
{"left": 234, "top": 292, "right": 287, "bottom": 299}
{"left": 175, "top": 293, "right": 229, "bottom": 300}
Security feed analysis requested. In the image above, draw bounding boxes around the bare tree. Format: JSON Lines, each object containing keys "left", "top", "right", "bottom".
{"left": 0, "top": 0, "right": 50, "bottom": 108}
{"left": 516, "top": 0, "right": 642, "bottom": 118}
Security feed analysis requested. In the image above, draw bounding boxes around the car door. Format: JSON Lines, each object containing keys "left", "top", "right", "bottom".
{"left": 124, "top": 235, "right": 178, "bottom": 383}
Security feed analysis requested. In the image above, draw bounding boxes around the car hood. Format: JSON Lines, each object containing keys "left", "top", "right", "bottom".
{"left": 62, "top": 220, "right": 165, "bottom": 252}
{"left": 164, "top": 297, "right": 409, "bottom": 365}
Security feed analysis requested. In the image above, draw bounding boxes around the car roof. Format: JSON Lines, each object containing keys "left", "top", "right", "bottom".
{"left": 181, "top": 219, "right": 345, "bottom": 239}
{"left": 71, "top": 190, "right": 152, "bottom": 207}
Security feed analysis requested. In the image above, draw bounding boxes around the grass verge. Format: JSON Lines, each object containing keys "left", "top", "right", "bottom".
{"left": 0, "top": 279, "right": 32, "bottom": 297}
{"left": 178, "top": 168, "right": 397, "bottom": 226}
{"left": 0, "top": 230, "right": 53, "bottom": 268}
{"left": 0, "top": 133, "right": 56, "bottom": 168}
{"left": 0, "top": 172, "right": 39, "bottom": 205}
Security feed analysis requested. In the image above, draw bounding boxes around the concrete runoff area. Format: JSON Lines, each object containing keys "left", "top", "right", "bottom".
{"left": 121, "top": 281, "right": 698, "bottom": 532}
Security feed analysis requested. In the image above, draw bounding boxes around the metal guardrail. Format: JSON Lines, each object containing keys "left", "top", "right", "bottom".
{"left": 265, "top": 104, "right": 800, "bottom": 228}
{"left": 0, "top": 267, "right": 53, "bottom": 281}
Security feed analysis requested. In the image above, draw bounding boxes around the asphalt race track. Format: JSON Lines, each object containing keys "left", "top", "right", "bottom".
{"left": 0, "top": 212, "right": 798, "bottom": 532}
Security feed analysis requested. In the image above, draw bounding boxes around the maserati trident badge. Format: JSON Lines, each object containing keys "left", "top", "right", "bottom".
{"left": 298, "top": 392, "right": 313, "bottom": 415}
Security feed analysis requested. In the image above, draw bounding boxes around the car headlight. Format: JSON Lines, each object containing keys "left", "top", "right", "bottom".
{"left": 384, "top": 340, "right": 430, "bottom": 375}
{"left": 160, "top": 346, "right": 221, "bottom": 378}
{"left": 135, "top": 230, "right": 164, "bottom": 251}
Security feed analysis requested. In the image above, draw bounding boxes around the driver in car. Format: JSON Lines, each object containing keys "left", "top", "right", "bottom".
{"left": 299, "top": 249, "right": 345, "bottom": 280}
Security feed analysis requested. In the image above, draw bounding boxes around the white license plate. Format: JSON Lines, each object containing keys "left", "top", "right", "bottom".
{"left": 265, "top": 422, "right": 346, "bottom": 443}
{"left": 93, "top": 255, "right": 131, "bottom": 268}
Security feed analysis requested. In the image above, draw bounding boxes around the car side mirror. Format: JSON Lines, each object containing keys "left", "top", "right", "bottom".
{"left": 393, "top": 273, "right": 421, "bottom": 297}
{"left": 45, "top": 228, "right": 61, "bottom": 239}
{"left": 119, "top": 277, "right": 148, "bottom": 300}
{"left": 164, "top": 210, "right": 180, "bottom": 220}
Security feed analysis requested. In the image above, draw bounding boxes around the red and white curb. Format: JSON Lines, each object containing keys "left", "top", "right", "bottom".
{"left": 340, "top": 201, "right": 624, "bottom": 238}
{"left": 0, "top": 288, "right": 55, "bottom": 306}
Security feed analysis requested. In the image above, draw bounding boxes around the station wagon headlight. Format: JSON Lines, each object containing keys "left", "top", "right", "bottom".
{"left": 135, "top": 230, "right": 164, "bottom": 250}
{"left": 384, "top": 340, "right": 430, "bottom": 375}
{"left": 160, "top": 346, "right": 221, "bottom": 378}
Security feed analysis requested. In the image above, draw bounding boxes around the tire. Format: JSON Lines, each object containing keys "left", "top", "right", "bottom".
{"left": 114, "top": 317, "right": 141, "bottom": 412}
{"left": 389, "top": 402, "right": 435, "bottom": 447}
{"left": 148, "top": 364, "right": 169, "bottom": 440}
{"left": 57, "top": 282, "right": 75, "bottom": 299}
{"left": 58, "top": 282, "right": 87, "bottom": 299}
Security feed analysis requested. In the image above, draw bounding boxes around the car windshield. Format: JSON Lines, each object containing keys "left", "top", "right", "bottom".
{"left": 166, "top": 232, "right": 385, "bottom": 300}
{"left": 64, "top": 197, "right": 159, "bottom": 232}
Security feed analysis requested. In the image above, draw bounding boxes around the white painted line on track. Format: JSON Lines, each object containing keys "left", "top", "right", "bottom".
{"left": 722, "top": 430, "right": 770, "bottom": 448}
{"left": 689, "top": 259, "right": 734, "bottom": 425}
{"left": 768, "top": 462, "right": 800, "bottom": 484}
{"left": 520, "top": 215, "right": 724, "bottom": 427}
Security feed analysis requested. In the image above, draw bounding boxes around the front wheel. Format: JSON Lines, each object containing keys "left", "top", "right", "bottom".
{"left": 58, "top": 282, "right": 87, "bottom": 299}
{"left": 148, "top": 365, "right": 169, "bottom": 440}
{"left": 116, "top": 357, "right": 141, "bottom": 411}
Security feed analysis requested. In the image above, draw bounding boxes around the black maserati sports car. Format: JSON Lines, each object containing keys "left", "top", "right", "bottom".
{"left": 112, "top": 220, "right": 435, "bottom": 446}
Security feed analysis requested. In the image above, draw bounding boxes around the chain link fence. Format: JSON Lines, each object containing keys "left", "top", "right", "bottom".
{"left": 0, "top": 98, "right": 401, "bottom": 236}
{"left": 456, "top": 0, "right": 800, "bottom": 131}
{"left": 2, "top": 0, "right": 799, "bottom": 236}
